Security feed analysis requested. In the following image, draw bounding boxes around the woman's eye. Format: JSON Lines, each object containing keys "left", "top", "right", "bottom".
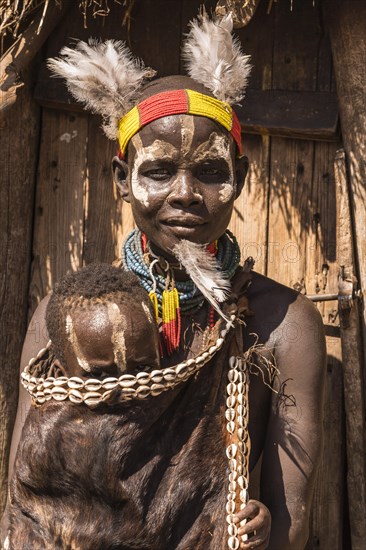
{"left": 144, "top": 168, "right": 171, "bottom": 181}
{"left": 201, "top": 168, "right": 219, "bottom": 175}
{"left": 198, "top": 165, "right": 227, "bottom": 181}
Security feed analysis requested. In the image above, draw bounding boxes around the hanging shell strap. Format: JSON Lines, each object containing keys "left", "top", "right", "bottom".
{"left": 226, "top": 355, "right": 250, "bottom": 550}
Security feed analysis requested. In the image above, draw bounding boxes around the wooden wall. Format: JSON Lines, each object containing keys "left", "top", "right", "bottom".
{"left": 3, "top": 0, "right": 365, "bottom": 547}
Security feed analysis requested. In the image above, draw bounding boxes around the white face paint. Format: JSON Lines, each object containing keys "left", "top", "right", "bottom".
{"left": 192, "top": 132, "right": 234, "bottom": 169}
{"left": 130, "top": 134, "right": 177, "bottom": 207}
{"left": 141, "top": 301, "right": 153, "bottom": 324}
{"left": 106, "top": 301, "right": 127, "bottom": 372}
{"left": 65, "top": 314, "right": 91, "bottom": 371}
{"left": 180, "top": 115, "right": 195, "bottom": 156}
{"left": 219, "top": 183, "right": 235, "bottom": 203}
{"left": 130, "top": 126, "right": 235, "bottom": 208}
{"left": 193, "top": 132, "right": 235, "bottom": 203}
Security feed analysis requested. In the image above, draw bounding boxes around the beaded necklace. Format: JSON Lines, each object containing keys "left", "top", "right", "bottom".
{"left": 122, "top": 228, "right": 240, "bottom": 310}
{"left": 122, "top": 229, "right": 241, "bottom": 354}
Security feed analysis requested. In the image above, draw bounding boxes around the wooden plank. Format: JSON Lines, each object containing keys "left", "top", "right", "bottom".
{"left": 130, "top": 0, "right": 182, "bottom": 76}
{"left": 303, "top": 141, "right": 345, "bottom": 549}
{"left": 266, "top": 137, "right": 314, "bottom": 287}
{"left": 309, "top": 336, "right": 345, "bottom": 549}
{"left": 300, "top": 138, "right": 345, "bottom": 548}
{"left": 121, "top": 202, "right": 135, "bottom": 246}
{"left": 238, "top": 90, "right": 339, "bottom": 141}
{"left": 306, "top": 141, "right": 340, "bottom": 302}
{"left": 28, "top": 109, "right": 88, "bottom": 314}
{"left": 271, "top": 0, "right": 321, "bottom": 92}
{"left": 83, "top": 115, "right": 124, "bottom": 265}
{"left": 334, "top": 148, "right": 366, "bottom": 549}
{"left": 0, "top": 69, "right": 40, "bottom": 513}
{"left": 229, "top": 134, "right": 269, "bottom": 275}
{"left": 234, "top": 0, "right": 275, "bottom": 91}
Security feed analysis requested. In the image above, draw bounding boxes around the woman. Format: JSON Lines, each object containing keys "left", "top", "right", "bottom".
{"left": 4, "top": 12, "right": 325, "bottom": 550}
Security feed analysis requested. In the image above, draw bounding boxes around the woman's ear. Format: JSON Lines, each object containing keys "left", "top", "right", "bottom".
{"left": 235, "top": 155, "right": 249, "bottom": 199}
{"left": 112, "top": 156, "right": 130, "bottom": 202}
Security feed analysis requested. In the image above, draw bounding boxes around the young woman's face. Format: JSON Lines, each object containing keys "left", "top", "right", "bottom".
{"left": 118, "top": 114, "right": 244, "bottom": 257}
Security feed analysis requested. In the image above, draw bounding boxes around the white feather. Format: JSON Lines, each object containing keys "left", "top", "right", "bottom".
{"left": 47, "top": 39, "right": 156, "bottom": 139}
{"left": 172, "top": 240, "right": 231, "bottom": 321}
{"left": 182, "top": 10, "right": 251, "bottom": 105}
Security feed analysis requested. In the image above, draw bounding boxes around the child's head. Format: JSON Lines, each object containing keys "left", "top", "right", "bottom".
{"left": 46, "top": 264, "right": 160, "bottom": 378}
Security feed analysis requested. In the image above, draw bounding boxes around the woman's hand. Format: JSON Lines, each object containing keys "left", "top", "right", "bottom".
{"left": 233, "top": 499, "right": 271, "bottom": 549}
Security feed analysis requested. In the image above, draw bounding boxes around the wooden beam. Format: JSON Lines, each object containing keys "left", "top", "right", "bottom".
{"left": 238, "top": 89, "right": 339, "bottom": 141}
{"left": 34, "top": 80, "right": 339, "bottom": 142}
{"left": 0, "top": 2, "right": 69, "bottom": 113}
{"left": 28, "top": 109, "right": 88, "bottom": 311}
{"left": 335, "top": 148, "right": 366, "bottom": 550}
{"left": 324, "top": 3, "right": 366, "bottom": 540}
{"left": 324, "top": 0, "right": 366, "bottom": 365}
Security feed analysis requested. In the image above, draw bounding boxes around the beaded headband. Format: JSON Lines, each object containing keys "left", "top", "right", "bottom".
{"left": 117, "top": 89, "right": 243, "bottom": 160}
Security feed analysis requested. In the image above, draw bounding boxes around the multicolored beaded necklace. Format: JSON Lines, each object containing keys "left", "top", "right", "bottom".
{"left": 122, "top": 228, "right": 241, "bottom": 354}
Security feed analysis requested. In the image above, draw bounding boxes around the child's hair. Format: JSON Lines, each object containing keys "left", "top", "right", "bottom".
{"left": 46, "top": 263, "right": 151, "bottom": 365}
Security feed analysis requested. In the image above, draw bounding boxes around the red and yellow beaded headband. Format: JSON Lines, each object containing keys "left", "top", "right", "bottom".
{"left": 118, "top": 89, "right": 243, "bottom": 159}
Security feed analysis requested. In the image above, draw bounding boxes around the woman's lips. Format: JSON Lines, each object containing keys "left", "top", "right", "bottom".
{"left": 160, "top": 218, "right": 207, "bottom": 238}
{"left": 162, "top": 217, "right": 206, "bottom": 227}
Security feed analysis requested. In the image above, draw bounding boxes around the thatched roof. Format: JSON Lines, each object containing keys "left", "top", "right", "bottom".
{"left": 0, "top": 0, "right": 262, "bottom": 49}
{"left": 0, "top": 1, "right": 138, "bottom": 48}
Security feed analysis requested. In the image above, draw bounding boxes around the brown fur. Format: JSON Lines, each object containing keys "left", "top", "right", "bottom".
{"left": 8, "top": 338, "right": 233, "bottom": 550}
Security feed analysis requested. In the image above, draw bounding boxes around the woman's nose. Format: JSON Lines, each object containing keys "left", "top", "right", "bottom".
{"left": 167, "top": 171, "right": 203, "bottom": 208}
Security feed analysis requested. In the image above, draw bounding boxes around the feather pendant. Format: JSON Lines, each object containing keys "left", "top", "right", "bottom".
{"left": 47, "top": 39, "right": 156, "bottom": 139}
{"left": 182, "top": 10, "right": 251, "bottom": 105}
{"left": 172, "top": 240, "right": 231, "bottom": 321}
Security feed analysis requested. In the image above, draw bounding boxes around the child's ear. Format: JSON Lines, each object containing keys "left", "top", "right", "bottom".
{"left": 112, "top": 156, "right": 130, "bottom": 202}
{"left": 54, "top": 357, "right": 68, "bottom": 377}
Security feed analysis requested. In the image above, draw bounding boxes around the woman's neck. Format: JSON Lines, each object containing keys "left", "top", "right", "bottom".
{"left": 148, "top": 242, "right": 191, "bottom": 282}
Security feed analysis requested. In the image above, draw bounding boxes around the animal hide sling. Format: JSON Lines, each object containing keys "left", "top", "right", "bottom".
{"left": 8, "top": 270, "right": 253, "bottom": 550}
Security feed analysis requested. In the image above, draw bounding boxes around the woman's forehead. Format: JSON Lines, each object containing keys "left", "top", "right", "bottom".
{"left": 128, "top": 114, "right": 235, "bottom": 159}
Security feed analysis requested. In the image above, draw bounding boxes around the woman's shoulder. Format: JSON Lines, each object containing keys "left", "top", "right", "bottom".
{"left": 247, "top": 271, "right": 309, "bottom": 310}
{"left": 245, "top": 270, "right": 323, "bottom": 346}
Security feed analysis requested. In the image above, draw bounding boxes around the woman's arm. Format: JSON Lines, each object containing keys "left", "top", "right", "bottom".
{"left": 0, "top": 295, "right": 50, "bottom": 541}
{"left": 260, "top": 294, "right": 326, "bottom": 549}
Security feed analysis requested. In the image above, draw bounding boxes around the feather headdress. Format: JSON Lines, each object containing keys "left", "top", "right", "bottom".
{"left": 47, "top": 11, "right": 250, "bottom": 143}
{"left": 47, "top": 39, "right": 156, "bottom": 140}
{"left": 172, "top": 240, "right": 231, "bottom": 322}
{"left": 182, "top": 10, "right": 251, "bottom": 105}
